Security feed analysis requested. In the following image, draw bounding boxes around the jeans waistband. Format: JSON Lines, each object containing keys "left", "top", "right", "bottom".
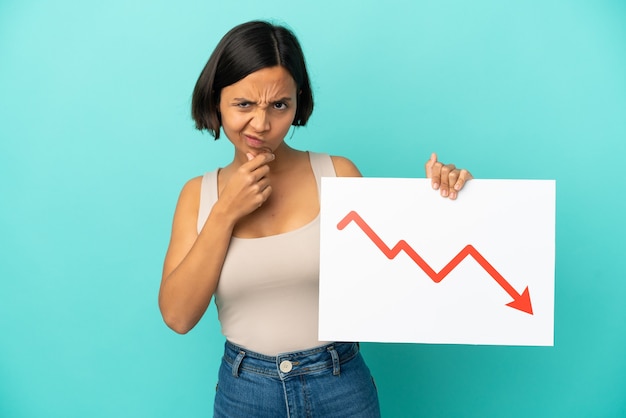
{"left": 223, "top": 341, "right": 360, "bottom": 380}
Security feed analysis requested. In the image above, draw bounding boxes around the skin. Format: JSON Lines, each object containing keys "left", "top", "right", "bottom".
{"left": 158, "top": 66, "right": 472, "bottom": 333}
{"left": 425, "top": 153, "right": 473, "bottom": 200}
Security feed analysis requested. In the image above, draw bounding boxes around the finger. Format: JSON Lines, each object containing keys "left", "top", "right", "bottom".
{"left": 247, "top": 152, "right": 275, "bottom": 167}
{"left": 439, "top": 168, "right": 448, "bottom": 197}
{"left": 448, "top": 168, "right": 460, "bottom": 186}
{"left": 248, "top": 179, "right": 272, "bottom": 211}
{"left": 244, "top": 153, "right": 275, "bottom": 175}
{"left": 424, "top": 152, "right": 437, "bottom": 178}
{"left": 255, "top": 177, "right": 271, "bottom": 192}
{"left": 446, "top": 169, "right": 460, "bottom": 200}
{"left": 261, "top": 184, "right": 273, "bottom": 201}
{"left": 430, "top": 161, "right": 443, "bottom": 190}
{"left": 447, "top": 169, "right": 460, "bottom": 198}
{"left": 251, "top": 163, "right": 271, "bottom": 183}
{"left": 439, "top": 164, "right": 455, "bottom": 197}
{"left": 452, "top": 169, "right": 473, "bottom": 191}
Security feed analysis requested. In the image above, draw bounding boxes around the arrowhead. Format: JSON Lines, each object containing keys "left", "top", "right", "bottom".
{"left": 506, "top": 287, "right": 533, "bottom": 315}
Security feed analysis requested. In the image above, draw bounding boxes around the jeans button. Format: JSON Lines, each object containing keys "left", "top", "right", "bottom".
{"left": 279, "top": 360, "right": 293, "bottom": 373}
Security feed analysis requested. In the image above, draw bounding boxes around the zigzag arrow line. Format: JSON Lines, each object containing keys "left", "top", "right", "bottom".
{"left": 337, "top": 210, "right": 533, "bottom": 315}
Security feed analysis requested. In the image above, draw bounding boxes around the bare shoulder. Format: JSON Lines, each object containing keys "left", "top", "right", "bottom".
{"left": 172, "top": 176, "right": 203, "bottom": 220}
{"left": 330, "top": 155, "right": 362, "bottom": 177}
{"left": 179, "top": 176, "right": 203, "bottom": 202}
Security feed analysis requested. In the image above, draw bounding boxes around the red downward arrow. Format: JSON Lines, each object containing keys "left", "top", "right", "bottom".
{"left": 337, "top": 210, "right": 533, "bottom": 315}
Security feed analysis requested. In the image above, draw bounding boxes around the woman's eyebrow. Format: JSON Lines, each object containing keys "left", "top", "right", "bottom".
{"left": 232, "top": 96, "right": 294, "bottom": 103}
{"left": 273, "top": 97, "right": 293, "bottom": 102}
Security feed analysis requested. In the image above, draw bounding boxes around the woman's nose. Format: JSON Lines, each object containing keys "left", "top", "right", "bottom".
{"left": 249, "top": 108, "right": 270, "bottom": 132}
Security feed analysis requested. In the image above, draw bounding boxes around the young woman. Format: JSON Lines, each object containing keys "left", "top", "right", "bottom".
{"left": 159, "top": 21, "right": 472, "bottom": 417}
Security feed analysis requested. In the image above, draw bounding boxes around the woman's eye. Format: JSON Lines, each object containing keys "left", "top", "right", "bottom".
{"left": 236, "top": 102, "right": 251, "bottom": 108}
{"left": 273, "top": 102, "right": 287, "bottom": 110}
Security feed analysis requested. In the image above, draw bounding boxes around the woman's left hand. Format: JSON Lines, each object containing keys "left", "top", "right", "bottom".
{"left": 424, "top": 153, "right": 473, "bottom": 200}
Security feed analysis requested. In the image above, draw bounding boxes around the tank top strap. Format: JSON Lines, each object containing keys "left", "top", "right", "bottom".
{"left": 197, "top": 169, "right": 218, "bottom": 234}
{"left": 308, "top": 152, "right": 336, "bottom": 198}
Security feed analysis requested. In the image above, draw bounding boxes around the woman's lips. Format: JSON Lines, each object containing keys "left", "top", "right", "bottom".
{"left": 245, "top": 135, "right": 272, "bottom": 154}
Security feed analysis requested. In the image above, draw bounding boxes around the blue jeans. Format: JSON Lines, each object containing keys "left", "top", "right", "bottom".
{"left": 214, "top": 341, "right": 380, "bottom": 417}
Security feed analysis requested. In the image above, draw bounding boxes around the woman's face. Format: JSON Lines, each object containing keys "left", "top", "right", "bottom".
{"left": 219, "top": 66, "right": 298, "bottom": 157}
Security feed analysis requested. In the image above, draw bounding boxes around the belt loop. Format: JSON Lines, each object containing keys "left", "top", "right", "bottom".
{"left": 232, "top": 350, "right": 245, "bottom": 377}
{"left": 327, "top": 345, "right": 340, "bottom": 376}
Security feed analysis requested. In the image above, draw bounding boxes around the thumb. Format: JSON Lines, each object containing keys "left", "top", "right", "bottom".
{"left": 425, "top": 152, "right": 437, "bottom": 178}
{"left": 246, "top": 152, "right": 255, "bottom": 161}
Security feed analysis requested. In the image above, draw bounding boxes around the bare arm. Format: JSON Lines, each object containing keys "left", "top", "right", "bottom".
{"left": 158, "top": 177, "right": 235, "bottom": 334}
{"left": 158, "top": 153, "right": 275, "bottom": 333}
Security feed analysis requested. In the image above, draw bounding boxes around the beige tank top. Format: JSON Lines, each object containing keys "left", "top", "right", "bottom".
{"left": 196, "top": 152, "right": 336, "bottom": 356}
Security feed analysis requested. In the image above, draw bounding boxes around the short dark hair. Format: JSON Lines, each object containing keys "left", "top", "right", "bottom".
{"left": 191, "top": 21, "right": 314, "bottom": 139}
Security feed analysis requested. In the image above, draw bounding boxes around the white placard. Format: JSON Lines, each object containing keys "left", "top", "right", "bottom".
{"left": 319, "top": 178, "right": 555, "bottom": 346}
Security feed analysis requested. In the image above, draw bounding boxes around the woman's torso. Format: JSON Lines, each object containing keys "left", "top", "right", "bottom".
{"left": 196, "top": 152, "right": 336, "bottom": 356}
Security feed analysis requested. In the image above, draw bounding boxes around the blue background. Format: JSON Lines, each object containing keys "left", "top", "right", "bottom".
{"left": 1, "top": 0, "right": 625, "bottom": 417}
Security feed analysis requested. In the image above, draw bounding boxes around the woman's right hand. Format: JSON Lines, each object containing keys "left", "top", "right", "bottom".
{"left": 216, "top": 152, "right": 275, "bottom": 220}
